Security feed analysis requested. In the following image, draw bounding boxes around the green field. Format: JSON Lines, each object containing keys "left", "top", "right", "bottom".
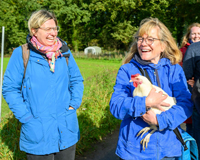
{"left": 0, "top": 57, "right": 122, "bottom": 159}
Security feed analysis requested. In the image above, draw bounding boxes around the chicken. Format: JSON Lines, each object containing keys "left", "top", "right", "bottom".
{"left": 130, "top": 73, "right": 176, "bottom": 151}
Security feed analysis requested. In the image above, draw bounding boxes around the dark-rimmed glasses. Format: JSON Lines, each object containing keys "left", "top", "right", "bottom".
{"left": 135, "top": 36, "right": 163, "bottom": 45}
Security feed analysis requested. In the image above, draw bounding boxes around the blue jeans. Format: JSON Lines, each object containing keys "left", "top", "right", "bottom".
{"left": 192, "top": 108, "right": 200, "bottom": 159}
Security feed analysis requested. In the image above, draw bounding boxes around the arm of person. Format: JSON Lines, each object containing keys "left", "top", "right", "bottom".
{"left": 156, "top": 66, "right": 193, "bottom": 131}
{"left": 67, "top": 49, "right": 84, "bottom": 110}
{"left": 2, "top": 47, "right": 34, "bottom": 123}
{"left": 187, "top": 77, "right": 195, "bottom": 88}
{"left": 141, "top": 88, "right": 169, "bottom": 126}
{"left": 109, "top": 65, "right": 147, "bottom": 120}
{"left": 182, "top": 45, "right": 195, "bottom": 80}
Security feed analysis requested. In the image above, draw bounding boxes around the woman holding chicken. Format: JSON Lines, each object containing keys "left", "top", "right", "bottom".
{"left": 109, "top": 18, "right": 193, "bottom": 160}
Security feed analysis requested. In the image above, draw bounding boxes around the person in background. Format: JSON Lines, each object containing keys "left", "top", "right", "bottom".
{"left": 180, "top": 23, "right": 200, "bottom": 136}
{"left": 180, "top": 23, "right": 200, "bottom": 66}
{"left": 2, "top": 10, "right": 84, "bottom": 160}
{"left": 110, "top": 17, "right": 193, "bottom": 160}
{"left": 183, "top": 30, "right": 200, "bottom": 159}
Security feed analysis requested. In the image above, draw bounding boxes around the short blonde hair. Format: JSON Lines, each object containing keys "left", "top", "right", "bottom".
{"left": 123, "top": 17, "right": 182, "bottom": 65}
{"left": 181, "top": 23, "right": 200, "bottom": 47}
{"left": 28, "top": 10, "right": 58, "bottom": 36}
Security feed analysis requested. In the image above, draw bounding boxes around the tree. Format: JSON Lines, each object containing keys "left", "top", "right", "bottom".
{"left": 49, "top": 0, "right": 91, "bottom": 52}
{"left": 0, "top": 0, "right": 42, "bottom": 53}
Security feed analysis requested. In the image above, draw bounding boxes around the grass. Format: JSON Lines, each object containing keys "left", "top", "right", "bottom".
{"left": 0, "top": 57, "right": 122, "bottom": 159}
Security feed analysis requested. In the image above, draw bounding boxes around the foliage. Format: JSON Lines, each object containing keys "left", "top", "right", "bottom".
{"left": 1, "top": 0, "right": 200, "bottom": 52}
{"left": 77, "top": 69, "right": 121, "bottom": 153}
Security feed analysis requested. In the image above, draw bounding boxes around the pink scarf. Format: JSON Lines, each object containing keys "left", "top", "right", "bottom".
{"left": 31, "top": 36, "right": 62, "bottom": 72}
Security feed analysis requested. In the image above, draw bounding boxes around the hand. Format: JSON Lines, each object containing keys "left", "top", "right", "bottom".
{"left": 187, "top": 77, "right": 195, "bottom": 88}
{"left": 145, "top": 88, "right": 170, "bottom": 111}
{"left": 142, "top": 109, "right": 158, "bottom": 125}
{"left": 69, "top": 106, "right": 74, "bottom": 110}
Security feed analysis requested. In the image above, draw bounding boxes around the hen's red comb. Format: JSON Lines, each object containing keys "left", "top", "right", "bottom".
{"left": 130, "top": 73, "right": 140, "bottom": 88}
{"left": 131, "top": 73, "right": 140, "bottom": 79}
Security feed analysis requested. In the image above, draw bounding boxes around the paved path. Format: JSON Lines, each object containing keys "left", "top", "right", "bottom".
{"left": 75, "top": 123, "right": 186, "bottom": 160}
{"left": 75, "top": 127, "right": 120, "bottom": 160}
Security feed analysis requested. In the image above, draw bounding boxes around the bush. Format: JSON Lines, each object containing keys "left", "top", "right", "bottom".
{"left": 76, "top": 69, "right": 121, "bottom": 154}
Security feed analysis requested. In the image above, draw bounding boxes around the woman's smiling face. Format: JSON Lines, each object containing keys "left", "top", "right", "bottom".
{"left": 31, "top": 19, "right": 58, "bottom": 46}
{"left": 137, "top": 27, "right": 165, "bottom": 64}
{"left": 189, "top": 26, "right": 200, "bottom": 43}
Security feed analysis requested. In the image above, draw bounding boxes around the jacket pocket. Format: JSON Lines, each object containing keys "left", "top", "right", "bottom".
{"left": 66, "top": 110, "right": 79, "bottom": 133}
{"left": 21, "top": 117, "right": 44, "bottom": 144}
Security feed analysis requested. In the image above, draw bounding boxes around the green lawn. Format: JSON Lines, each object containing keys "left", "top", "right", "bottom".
{"left": 76, "top": 59, "right": 121, "bottom": 80}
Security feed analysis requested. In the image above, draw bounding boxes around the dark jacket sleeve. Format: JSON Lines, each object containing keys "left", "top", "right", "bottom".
{"left": 182, "top": 44, "right": 195, "bottom": 80}
{"left": 192, "top": 78, "right": 200, "bottom": 114}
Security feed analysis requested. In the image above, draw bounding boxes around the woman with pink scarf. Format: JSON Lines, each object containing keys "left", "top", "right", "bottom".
{"left": 2, "top": 10, "right": 84, "bottom": 160}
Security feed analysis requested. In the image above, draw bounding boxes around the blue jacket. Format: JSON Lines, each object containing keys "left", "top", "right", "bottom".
{"left": 109, "top": 58, "right": 193, "bottom": 160}
{"left": 2, "top": 38, "right": 84, "bottom": 155}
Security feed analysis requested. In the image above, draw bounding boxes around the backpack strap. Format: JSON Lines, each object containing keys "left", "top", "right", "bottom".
{"left": 63, "top": 53, "right": 70, "bottom": 65}
{"left": 137, "top": 67, "right": 152, "bottom": 84}
{"left": 21, "top": 43, "right": 30, "bottom": 80}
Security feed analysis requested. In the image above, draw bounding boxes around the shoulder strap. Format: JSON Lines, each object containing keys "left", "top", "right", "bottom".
{"left": 63, "top": 53, "right": 70, "bottom": 65}
{"left": 21, "top": 43, "right": 30, "bottom": 80}
{"left": 135, "top": 66, "right": 152, "bottom": 84}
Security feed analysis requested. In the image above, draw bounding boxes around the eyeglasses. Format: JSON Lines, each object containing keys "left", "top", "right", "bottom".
{"left": 135, "top": 36, "right": 163, "bottom": 45}
{"left": 37, "top": 26, "right": 60, "bottom": 33}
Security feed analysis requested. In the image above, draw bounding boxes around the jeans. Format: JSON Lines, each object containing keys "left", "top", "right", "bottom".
{"left": 192, "top": 108, "right": 200, "bottom": 159}
{"left": 27, "top": 144, "right": 76, "bottom": 160}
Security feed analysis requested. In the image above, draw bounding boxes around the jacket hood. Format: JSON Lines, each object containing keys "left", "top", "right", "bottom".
{"left": 26, "top": 35, "right": 69, "bottom": 56}
{"left": 130, "top": 52, "right": 171, "bottom": 70}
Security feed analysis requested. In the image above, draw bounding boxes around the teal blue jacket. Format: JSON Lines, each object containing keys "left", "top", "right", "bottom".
{"left": 110, "top": 58, "right": 193, "bottom": 160}
{"left": 2, "top": 38, "right": 84, "bottom": 155}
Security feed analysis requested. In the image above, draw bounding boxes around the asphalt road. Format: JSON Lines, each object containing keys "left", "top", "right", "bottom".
{"left": 75, "top": 123, "right": 186, "bottom": 160}
{"left": 75, "top": 127, "right": 120, "bottom": 160}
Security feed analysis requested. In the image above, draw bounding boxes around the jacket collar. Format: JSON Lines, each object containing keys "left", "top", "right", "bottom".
{"left": 130, "top": 52, "right": 171, "bottom": 69}
{"left": 26, "top": 34, "right": 69, "bottom": 56}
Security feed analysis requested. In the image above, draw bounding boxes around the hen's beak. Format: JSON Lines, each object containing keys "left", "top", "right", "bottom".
{"left": 129, "top": 80, "right": 133, "bottom": 82}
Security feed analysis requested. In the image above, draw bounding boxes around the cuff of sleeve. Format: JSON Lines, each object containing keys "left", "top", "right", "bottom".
{"left": 133, "top": 96, "right": 147, "bottom": 117}
{"left": 69, "top": 103, "right": 78, "bottom": 110}
{"left": 157, "top": 113, "right": 167, "bottom": 131}
{"left": 19, "top": 112, "right": 34, "bottom": 123}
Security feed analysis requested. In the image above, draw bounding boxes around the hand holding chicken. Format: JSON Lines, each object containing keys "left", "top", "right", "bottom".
{"left": 130, "top": 73, "right": 176, "bottom": 151}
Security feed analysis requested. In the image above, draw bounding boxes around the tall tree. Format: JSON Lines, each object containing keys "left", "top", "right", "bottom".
{"left": 0, "top": 0, "right": 42, "bottom": 52}
{"left": 49, "top": 0, "right": 91, "bottom": 52}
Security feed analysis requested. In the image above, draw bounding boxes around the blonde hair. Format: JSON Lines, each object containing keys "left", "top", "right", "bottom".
{"left": 181, "top": 23, "right": 200, "bottom": 47}
{"left": 28, "top": 10, "right": 58, "bottom": 36}
{"left": 123, "top": 17, "right": 182, "bottom": 65}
